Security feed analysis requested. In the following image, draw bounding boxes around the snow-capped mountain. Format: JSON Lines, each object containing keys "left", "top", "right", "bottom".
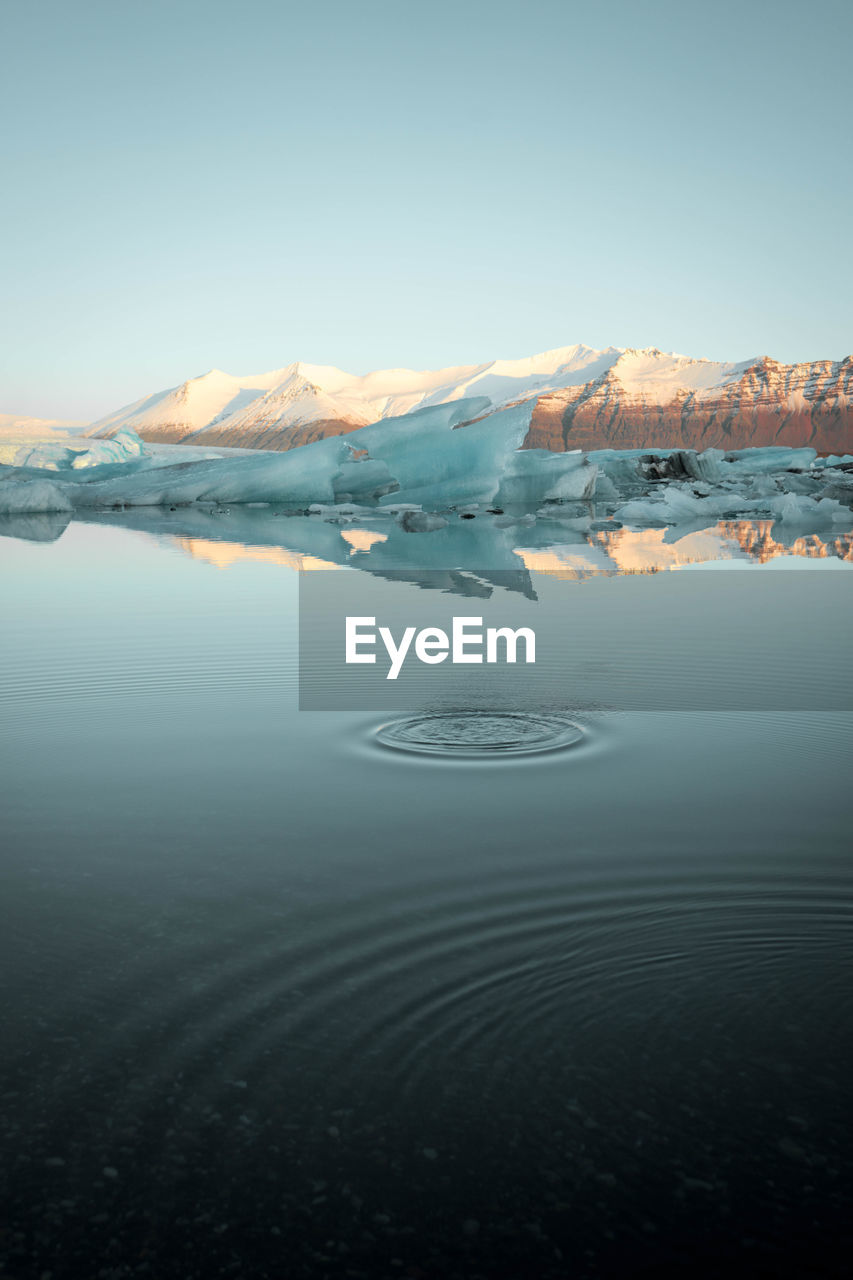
{"left": 0, "top": 414, "right": 89, "bottom": 465}
{"left": 87, "top": 345, "right": 853, "bottom": 455}
{"left": 87, "top": 346, "right": 616, "bottom": 448}
{"left": 0, "top": 414, "right": 87, "bottom": 434}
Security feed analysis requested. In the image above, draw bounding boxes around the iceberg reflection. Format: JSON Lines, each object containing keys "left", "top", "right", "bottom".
{"left": 72, "top": 504, "right": 853, "bottom": 595}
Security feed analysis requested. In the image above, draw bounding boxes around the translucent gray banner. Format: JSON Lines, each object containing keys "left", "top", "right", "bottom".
{"left": 299, "top": 568, "right": 853, "bottom": 711}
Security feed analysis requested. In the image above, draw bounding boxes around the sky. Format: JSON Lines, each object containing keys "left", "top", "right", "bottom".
{"left": 1, "top": 0, "right": 851, "bottom": 421}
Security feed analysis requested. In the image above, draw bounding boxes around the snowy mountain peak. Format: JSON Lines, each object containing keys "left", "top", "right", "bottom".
{"left": 83, "top": 343, "right": 853, "bottom": 455}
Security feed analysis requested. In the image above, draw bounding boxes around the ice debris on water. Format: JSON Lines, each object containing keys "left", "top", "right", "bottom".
{"left": 397, "top": 510, "right": 449, "bottom": 533}
{"left": 0, "top": 401, "right": 593, "bottom": 514}
{"left": 0, "top": 478, "right": 73, "bottom": 514}
{"left": 11, "top": 426, "right": 146, "bottom": 471}
{"left": 1, "top": 404, "right": 852, "bottom": 533}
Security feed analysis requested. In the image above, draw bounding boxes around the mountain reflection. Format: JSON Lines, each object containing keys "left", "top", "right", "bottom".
{"left": 718, "top": 520, "right": 853, "bottom": 564}
{"left": 164, "top": 513, "right": 853, "bottom": 585}
{"left": 2, "top": 504, "right": 852, "bottom": 592}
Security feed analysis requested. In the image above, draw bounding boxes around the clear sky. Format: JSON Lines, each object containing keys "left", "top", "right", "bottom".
{"left": 1, "top": 0, "right": 851, "bottom": 420}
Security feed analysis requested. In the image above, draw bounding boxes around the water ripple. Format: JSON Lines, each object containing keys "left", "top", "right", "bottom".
{"left": 46, "top": 861, "right": 853, "bottom": 1139}
{"left": 373, "top": 710, "right": 585, "bottom": 758}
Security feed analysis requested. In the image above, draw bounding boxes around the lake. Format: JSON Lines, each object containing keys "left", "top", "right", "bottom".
{"left": 1, "top": 513, "right": 852, "bottom": 1279}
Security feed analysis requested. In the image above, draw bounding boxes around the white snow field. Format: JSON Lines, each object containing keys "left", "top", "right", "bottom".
{"left": 85, "top": 345, "right": 625, "bottom": 441}
{"left": 1, "top": 399, "right": 852, "bottom": 535}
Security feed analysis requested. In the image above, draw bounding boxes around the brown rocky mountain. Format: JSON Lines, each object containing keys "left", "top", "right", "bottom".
{"left": 519, "top": 355, "right": 853, "bottom": 454}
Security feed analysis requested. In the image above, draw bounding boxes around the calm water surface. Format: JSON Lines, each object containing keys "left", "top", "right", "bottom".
{"left": 1, "top": 520, "right": 852, "bottom": 1279}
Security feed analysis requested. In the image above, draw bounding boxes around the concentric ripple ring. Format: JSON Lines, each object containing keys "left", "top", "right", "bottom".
{"left": 374, "top": 710, "right": 584, "bottom": 758}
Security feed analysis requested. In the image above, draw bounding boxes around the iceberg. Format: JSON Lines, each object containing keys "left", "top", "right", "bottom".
{"left": 13, "top": 426, "right": 146, "bottom": 470}
{"left": 0, "top": 401, "right": 597, "bottom": 514}
{"left": 338, "top": 400, "right": 596, "bottom": 508}
{"left": 613, "top": 486, "right": 850, "bottom": 527}
{"left": 724, "top": 446, "right": 817, "bottom": 474}
{"left": 397, "top": 510, "right": 449, "bottom": 533}
{"left": 0, "top": 477, "right": 73, "bottom": 514}
{"left": 0, "top": 407, "right": 851, "bottom": 548}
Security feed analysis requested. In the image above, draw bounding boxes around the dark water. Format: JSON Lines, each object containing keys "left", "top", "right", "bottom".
{"left": 1, "top": 521, "right": 852, "bottom": 1279}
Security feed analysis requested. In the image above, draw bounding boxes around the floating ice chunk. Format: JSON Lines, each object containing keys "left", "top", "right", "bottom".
{"left": 345, "top": 398, "right": 493, "bottom": 506}
{"left": 590, "top": 471, "right": 619, "bottom": 501}
{"left": 349, "top": 399, "right": 532, "bottom": 508}
{"left": 58, "top": 435, "right": 354, "bottom": 509}
{"left": 397, "top": 510, "right": 449, "bottom": 533}
{"left": 308, "top": 503, "right": 373, "bottom": 517}
{"left": 725, "top": 446, "right": 817, "bottom": 473}
{"left": 614, "top": 483, "right": 852, "bottom": 527}
{"left": 542, "top": 464, "right": 597, "bottom": 502}
{"left": 14, "top": 426, "right": 147, "bottom": 470}
{"left": 332, "top": 457, "right": 397, "bottom": 502}
{"left": 817, "top": 475, "right": 853, "bottom": 502}
{"left": 12, "top": 444, "right": 79, "bottom": 470}
{"left": 643, "top": 449, "right": 725, "bottom": 484}
{"left": 772, "top": 493, "right": 849, "bottom": 524}
{"left": 776, "top": 471, "right": 824, "bottom": 496}
{"left": 591, "top": 446, "right": 825, "bottom": 500}
{"left": 495, "top": 448, "right": 595, "bottom": 505}
{"left": 686, "top": 449, "right": 726, "bottom": 483}
{"left": 615, "top": 487, "right": 712, "bottom": 523}
{"left": 0, "top": 477, "right": 73, "bottom": 514}
{"left": 588, "top": 449, "right": 656, "bottom": 498}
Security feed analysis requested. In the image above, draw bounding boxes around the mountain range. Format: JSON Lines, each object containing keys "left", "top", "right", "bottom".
{"left": 87, "top": 344, "right": 853, "bottom": 455}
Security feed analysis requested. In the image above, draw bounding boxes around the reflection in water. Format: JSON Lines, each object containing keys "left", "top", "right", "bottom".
{"left": 340, "top": 527, "right": 389, "bottom": 555}
{"left": 176, "top": 516, "right": 853, "bottom": 580}
{"left": 175, "top": 536, "right": 340, "bottom": 572}
{"left": 118, "top": 508, "right": 853, "bottom": 584}
{"left": 3, "top": 502, "right": 852, "bottom": 583}
{"left": 0, "top": 509, "right": 72, "bottom": 543}
{"left": 718, "top": 519, "right": 853, "bottom": 564}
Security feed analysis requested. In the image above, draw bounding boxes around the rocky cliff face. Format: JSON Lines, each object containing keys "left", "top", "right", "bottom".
{"left": 521, "top": 355, "right": 853, "bottom": 454}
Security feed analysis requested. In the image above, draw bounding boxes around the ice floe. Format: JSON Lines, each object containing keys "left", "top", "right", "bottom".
{"left": 0, "top": 477, "right": 74, "bottom": 514}
{"left": 1, "top": 406, "right": 852, "bottom": 552}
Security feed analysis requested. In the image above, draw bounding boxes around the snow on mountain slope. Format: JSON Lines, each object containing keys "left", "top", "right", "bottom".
{"left": 89, "top": 367, "right": 288, "bottom": 442}
{"left": 85, "top": 345, "right": 853, "bottom": 454}
{"left": 88, "top": 345, "right": 622, "bottom": 448}
{"left": 607, "top": 348, "right": 750, "bottom": 396}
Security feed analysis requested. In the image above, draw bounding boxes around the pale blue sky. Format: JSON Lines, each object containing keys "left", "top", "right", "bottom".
{"left": 1, "top": 0, "right": 851, "bottom": 420}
